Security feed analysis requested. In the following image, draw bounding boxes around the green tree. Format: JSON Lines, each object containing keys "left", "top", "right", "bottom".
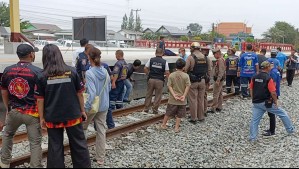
{"left": 121, "top": 14, "right": 128, "bottom": 30}
{"left": 187, "top": 23, "right": 202, "bottom": 35}
{"left": 245, "top": 37, "right": 255, "bottom": 43}
{"left": 128, "top": 10, "right": 135, "bottom": 31}
{"left": 0, "top": 2, "right": 31, "bottom": 31}
{"left": 0, "top": 2, "right": 10, "bottom": 26}
{"left": 263, "top": 21, "right": 297, "bottom": 44}
{"left": 135, "top": 15, "right": 142, "bottom": 32}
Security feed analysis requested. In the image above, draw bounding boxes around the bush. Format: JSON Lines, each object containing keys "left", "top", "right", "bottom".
{"left": 180, "top": 36, "right": 189, "bottom": 42}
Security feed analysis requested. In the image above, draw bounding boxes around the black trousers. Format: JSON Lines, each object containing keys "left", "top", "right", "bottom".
{"left": 226, "top": 75, "right": 240, "bottom": 94}
{"left": 47, "top": 124, "right": 91, "bottom": 168}
{"left": 286, "top": 69, "right": 295, "bottom": 86}
{"left": 267, "top": 112, "right": 276, "bottom": 134}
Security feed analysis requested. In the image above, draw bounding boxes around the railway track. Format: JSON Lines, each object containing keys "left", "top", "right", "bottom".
{"left": 6, "top": 72, "right": 297, "bottom": 167}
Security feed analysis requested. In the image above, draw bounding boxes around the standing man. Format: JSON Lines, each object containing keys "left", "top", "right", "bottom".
{"left": 249, "top": 61, "right": 294, "bottom": 142}
{"left": 257, "top": 49, "right": 268, "bottom": 68}
{"left": 179, "top": 48, "right": 188, "bottom": 61}
{"left": 225, "top": 48, "right": 240, "bottom": 95}
{"left": 144, "top": 48, "right": 170, "bottom": 114}
{"left": 276, "top": 47, "right": 288, "bottom": 76}
{"left": 76, "top": 44, "right": 93, "bottom": 82}
{"left": 185, "top": 42, "right": 212, "bottom": 123}
{"left": 201, "top": 47, "right": 212, "bottom": 117}
{"left": 263, "top": 60, "right": 281, "bottom": 137}
{"left": 0, "top": 44, "right": 42, "bottom": 168}
{"left": 208, "top": 48, "right": 226, "bottom": 113}
{"left": 157, "top": 36, "right": 166, "bottom": 54}
{"left": 286, "top": 49, "right": 298, "bottom": 87}
{"left": 238, "top": 44, "right": 259, "bottom": 99}
{"left": 122, "top": 59, "right": 142, "bottom": 103}
{"left": 107, "top": 50, "right": 127, "bottom": 129}
{"left": 72, "top": 38, "right": 89, "bottom": 67}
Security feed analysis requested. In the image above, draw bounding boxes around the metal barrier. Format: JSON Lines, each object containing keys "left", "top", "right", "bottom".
{"left": 241, "top": 42, "right": 294, "bottom": 51}
{"left": 135, "top": 40, "right": 214, "bottom": 49}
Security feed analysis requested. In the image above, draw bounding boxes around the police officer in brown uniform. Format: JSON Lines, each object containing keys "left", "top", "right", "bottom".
{"left": 208, "top": 48, "right": 226, "bottom": 113}
{"left": 201, "top": 46, "right": 213, "bottom": 116}
{"left": 185, "top": 42, "right": 212, "bottom": 124}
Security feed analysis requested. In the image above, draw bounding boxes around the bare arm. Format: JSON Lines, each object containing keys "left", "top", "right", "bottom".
{"left": 37, "top": 99, "right": 47, "bottom": 130}
{"left": 1, "top": 90, "right": 9, "bottom": 112}
{"left": 144, "top": 67, "right": 149, "bottom": 75}
{"left": 168, "top": 86, "right": 178, "bottom": 100}
{"left": 77, "top": 92, "right": 87, "bottom": 121}
{"left": 255, "top": 65, "right": 259, "bottom": 73}
{"left": 165, "top": 70, "right": 170, "bottom": 78}
{"left": 271, "top": 91, "right": 278, "bottom": 106}
{"left": 250, "top": 89, "right": 253, "bottom": 99}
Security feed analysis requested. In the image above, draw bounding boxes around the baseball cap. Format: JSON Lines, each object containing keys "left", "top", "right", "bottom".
{"left": 212, "top": 47, "right": 221, "bottom": 53}
{"left": 270, "top": 49, "right": 278, "bottom": 54}
{"left": 261, "top": 61, "right": 271, "bottom": 69}
{"left": 17, "top": 44, "right": 39, "bottom": 57}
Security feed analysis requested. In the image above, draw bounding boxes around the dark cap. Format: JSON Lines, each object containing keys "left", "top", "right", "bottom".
{"left": 17, "top": 44, "right": 38, "bottom": 57}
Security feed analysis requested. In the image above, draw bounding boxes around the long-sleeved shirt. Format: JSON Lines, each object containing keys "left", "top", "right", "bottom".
{"left": 85, "top": 66, "right": 111, "bottom": 113}
{"left": 212, "top": 57, "right": 226, "bottom": 81}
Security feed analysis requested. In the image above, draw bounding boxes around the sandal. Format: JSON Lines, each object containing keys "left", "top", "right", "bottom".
{"left": 97, "top": 160, "right": 104, "bottom": 165}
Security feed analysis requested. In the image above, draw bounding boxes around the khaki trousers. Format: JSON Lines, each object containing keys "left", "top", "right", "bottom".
{"left": 1, "top": 109, "right": 42, "bottom": 168}
{"left": 212, "top": 81, "right": 224, "bottom": 110}
{"left": 204, "top": 83, "right": 209, "bottom": 113}
{"left": 144, "top": 79, "right": 164, "bottom": 113}
{"left": 188, "top": 80, "right": 206, "bottom": 121}
{"left": 83, "top": 111, "right": 108, "bottom": 161}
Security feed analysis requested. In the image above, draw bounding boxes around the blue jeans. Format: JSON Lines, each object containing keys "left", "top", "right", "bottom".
{"left": 107, "top": 80, "right": 125, "bottom": 129}
{"left": 122, "top": 79, "right": 133, "bottom": 101}
{"left": 250, "top": 103, "right": 294, "bottom": 141}
{"left": 240, "top": 77, "right": 251, "bottom": 97}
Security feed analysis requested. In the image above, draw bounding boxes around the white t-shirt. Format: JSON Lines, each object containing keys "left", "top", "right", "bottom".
{"left": 72, "top": 47, "right": 85, "bottom": 67}
{"left": 145, "top": 58, "right": 169, "bottom": 71}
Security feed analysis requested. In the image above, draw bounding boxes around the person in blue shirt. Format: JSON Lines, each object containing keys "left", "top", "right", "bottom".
{"left": 263, "top": 61, "right": 281, "bottom": 137}
{"left": 267, "top": 49, "right": 281, "bottom": 70}
{"left": 179, "top": 48, "right": 188, "bottom": 61}
{"left": 276, "top": 47, "right": 288, "bottom": 76}
{"left": 157, "top": 36, "right": 166, "bottom": 53}
{"left": 238, "top": 44, "right": 259, "bottom": 98}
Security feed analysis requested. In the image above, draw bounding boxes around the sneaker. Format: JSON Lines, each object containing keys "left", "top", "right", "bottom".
{"left": 0, "top": 160, "right": 10, "bottom": 168}
{"left": 263, "top": 131, "right": 275, "bottom": 137}
{"left": 189, "top": 120, "right": 197, "bottom": 125}
{"left": 97, "top": 160, "right": 104, "bottom": 165}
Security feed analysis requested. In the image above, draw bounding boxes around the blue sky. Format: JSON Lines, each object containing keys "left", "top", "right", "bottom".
{"left": 3, "top": 0, "right": 299, "bottom": 38}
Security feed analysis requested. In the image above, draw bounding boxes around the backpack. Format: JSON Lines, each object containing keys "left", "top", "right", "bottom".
{"left": 189, "top": 54, "right": 208, "bottom": 82}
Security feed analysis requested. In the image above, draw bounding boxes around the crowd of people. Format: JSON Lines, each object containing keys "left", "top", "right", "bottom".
{"left": 0, "top": 38, "right": 297, "bottom": 167}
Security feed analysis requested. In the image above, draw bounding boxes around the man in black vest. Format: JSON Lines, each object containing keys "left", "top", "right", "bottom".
{"left": 249, "top": 61, "right": 294, "bottom": 142}
{"left": 144, "top": 48, "right": 170, "bottom": 114}
{"left": 185, "top": 42, "right": 212, "bottom": 124}
{"left": 225, "top": 48, "right": 240, "bottom": 95}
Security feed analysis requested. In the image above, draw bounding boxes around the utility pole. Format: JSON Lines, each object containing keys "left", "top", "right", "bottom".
{"left": 212, "top": 23, "right": 215, "bottom": 45}
{"left": 132, "top": 9, "right": 141, "bottom": 46}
